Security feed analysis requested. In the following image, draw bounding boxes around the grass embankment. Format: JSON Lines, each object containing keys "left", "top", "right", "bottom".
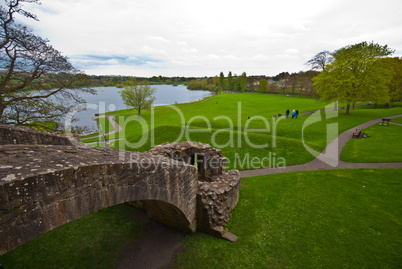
{"left": 0, "top": 205, "right": 142, "bottom": 269}
{"left": 341, "top": 120, "right": 402, "bottom": 163}
{"left": 1, "top": 169, "right": 401, "bottom": 268}
{"left": 79, "top": 117, "right": 115, "bottom": 143}
{"left": 391, "top": 116, "right": 402, "bottom": 124}
{"left": 175, "top": 169, "right": 402, "bottom": 268}
{"left": 84, "top": 93, "right": 402, "bottom": 170}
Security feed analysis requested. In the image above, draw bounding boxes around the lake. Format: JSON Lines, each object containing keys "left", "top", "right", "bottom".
{"left": 71, "top": 84, "right": 212, "bottom": 129}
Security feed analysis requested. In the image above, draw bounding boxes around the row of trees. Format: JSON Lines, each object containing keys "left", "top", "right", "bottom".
{"left": 310, "top": 42, "right": 402, "bottom": 114}
{"left": 187, "top": 70, "right": 321, "bottom": 96}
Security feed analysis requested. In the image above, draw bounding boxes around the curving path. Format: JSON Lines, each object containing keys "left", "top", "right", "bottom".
{"left": 240, "top": 114, "right": 402, "bottom": 177}
{"left": 81, "top": 114, "right": 124, "bottom": 148}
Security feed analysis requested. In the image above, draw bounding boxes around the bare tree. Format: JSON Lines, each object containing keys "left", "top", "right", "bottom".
{"left": 0, "top": 0, "right": 40, "bottom": 49}
{"left": 305, "top": 50, "right": 334, "bottom": 71}
{"left": 0, "top": 0, "right": 94, "bottom": 130}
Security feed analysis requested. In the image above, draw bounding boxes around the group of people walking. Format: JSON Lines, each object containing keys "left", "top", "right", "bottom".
{"left": 286, "top": 108, "right": 299, "bottom": 119}
{"left": 273, "top": 109, "right": 300, "bottom": 118}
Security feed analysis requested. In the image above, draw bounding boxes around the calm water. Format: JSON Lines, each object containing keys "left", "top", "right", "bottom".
{"left": 71, "top": 85, "right": 212, "bottom": 129}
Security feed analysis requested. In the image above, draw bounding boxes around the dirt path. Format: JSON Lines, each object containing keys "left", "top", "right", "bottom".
{"left": 115, "top": 209, "right": 185, "bottom": 269}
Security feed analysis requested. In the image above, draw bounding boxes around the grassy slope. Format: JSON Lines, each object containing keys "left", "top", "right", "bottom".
{"left": 3, "top": 169, "right": 400, "bottom": 268}
{"left": 101, "top": 93, "right": 402, "bottom": 169}
{"left": 176, "top": 169, "right": 402, "bottom": 268}
{"left": 340, "top": 121, "right": 402, "bottom": 162}
{"left": 0, "top": 205, "right": 142, "bottom": 269}
{"left": 80, "top": 117, "right": 115, "bottom": 143}
{"left": 391, "top": 117, "right": 402, "bottom": 124}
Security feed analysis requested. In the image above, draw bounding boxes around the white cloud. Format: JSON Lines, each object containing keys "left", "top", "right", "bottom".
{"left": 17, "top": 0, "right": 402, "bottom": 76}
{"left": 286, "top": 49, "right": 299, "bottom": 54}
{"left": 252, "top": 54, "right": 269, "bottom": 61}
{"left": 207, "top": 54, "right": 221, "bottom": 60}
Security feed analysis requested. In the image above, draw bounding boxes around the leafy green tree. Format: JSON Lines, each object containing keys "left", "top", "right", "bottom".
{"left": 218, "top": 72, "right": 225, "bottom": 89}
{"left": 227, "top": 71, "right": 234, "bottom": 90}
{"left": 124, "top": 78, "right": 138, "bottom": 86}
{"left": 236, "top": 72, "right": 247, "bottom": 92}
{"left": 258, "top": 79, "right": 268, "bottom": 92}
{"left": 119, "top": 80, "right": 156, "bottom": 117}
{"left": 312, "top": 41, "right": 394, "bottom": 114}
{"left": 381, "top": 57, "right": 402, "bottom": 108}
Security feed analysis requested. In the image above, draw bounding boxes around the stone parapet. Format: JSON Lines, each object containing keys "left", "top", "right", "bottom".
{"left": 0, "top": 124, "right": 77, "bottom": 146}
{"left": 0, "top": 144, "right": 198, "bottom": 255}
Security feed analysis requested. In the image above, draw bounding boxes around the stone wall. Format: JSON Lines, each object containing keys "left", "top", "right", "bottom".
{"left": 197, "top": 170, "right": 240, "bottom": 240}
{"left": 149, "top": 141, "right": 240, "bottom": 241}
{"left": 0, "top": 124, "right": 76, "bottom": 146}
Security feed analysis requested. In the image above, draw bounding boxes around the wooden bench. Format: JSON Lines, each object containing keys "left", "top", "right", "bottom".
{"left": 352, "top": 128, "right": 363, "bottom": 139}
{"left": 380, "top": 118, "right": 391, "bottom": 126}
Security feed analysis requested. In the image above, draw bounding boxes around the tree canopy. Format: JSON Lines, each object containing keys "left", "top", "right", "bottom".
{"left": 312, "top": 41, "right": 394, "bottom": 114}
{"left": 119, "top": 80, "right": 156, "bottom": 117}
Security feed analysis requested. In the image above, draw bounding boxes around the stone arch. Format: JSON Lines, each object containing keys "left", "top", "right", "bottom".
{"left": 0, "top": 148, "right": 198, "bottom": 255}
{"left": 130, "top": 199, "right": 193, "bottom": 233}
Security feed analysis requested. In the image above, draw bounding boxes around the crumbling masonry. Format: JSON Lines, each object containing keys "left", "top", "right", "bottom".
{"left": 0, "top": 124, "right": 240, "bottom": 255}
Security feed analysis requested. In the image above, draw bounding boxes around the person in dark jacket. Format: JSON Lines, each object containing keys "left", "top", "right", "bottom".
{"left": 295, "top": 109, "right": 299, "bottom": 118}
{"left": 286, "top": 108, "right": 290, "bottom": 118}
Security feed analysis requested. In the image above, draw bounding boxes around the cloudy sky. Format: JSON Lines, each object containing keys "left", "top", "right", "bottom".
{"left": 17, "top": 0, "right": 402, "bottom": 77}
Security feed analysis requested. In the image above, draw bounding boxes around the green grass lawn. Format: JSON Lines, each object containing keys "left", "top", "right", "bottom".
{"left": 391, "top": 116, "right": 402, "bottom": 124}
{"left": 2, "top": 169, "right": 400, "bottom": 268}
{"left": 79, "top": 132, "right": 100, "bottom": 139}
{"left": 79, "top": 117, "right": 115, "bottom": 143}
{"left": 0, "top": 205, "right": 143, "bottom": 269}
{"left": 341, "top": 122, "right": 402, "bottom": 162}
{"left": 175, "top": 169, "right": 402, "bottom": 268}
{"left": 82, "top": 93, "right": 402, "bottom": 169}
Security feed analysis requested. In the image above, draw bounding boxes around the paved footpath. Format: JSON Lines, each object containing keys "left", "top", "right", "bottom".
{"left": 81, "top": 114, "right": 124, "bottom": 148}
{"left": 240, "top": 114, "right": 402, "bottom": 177}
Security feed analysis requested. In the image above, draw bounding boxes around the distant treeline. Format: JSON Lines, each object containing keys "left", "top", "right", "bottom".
{"left": 69, "top": 71, "right": 323, "bottom": 96}
{"left": 185, "top": 70, "right": 321, "bottom": 96}
{"left": 73, "top": 75, "right": 196, "bottom": 88}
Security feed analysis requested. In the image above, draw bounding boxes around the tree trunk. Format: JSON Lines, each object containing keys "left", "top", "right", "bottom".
{"left": 345, "top": 104, "right": 350, "bottom": 115}
{"left": 389, "top": 101, "right": 393, "bottom": 108}
{"left": 352, "top": 102, "right": 356, "bottom": 110}
{"left": 138, "top": 108, "right": 141, "bottom": 118}
{"left": 0, "top": 99, "right": 6, "bottom": 119}
{"left": 373, "top": 103, "right": 377, "bottom": 109}
{"left": 334, "top": 101, "right": 338, "bottom": 111}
